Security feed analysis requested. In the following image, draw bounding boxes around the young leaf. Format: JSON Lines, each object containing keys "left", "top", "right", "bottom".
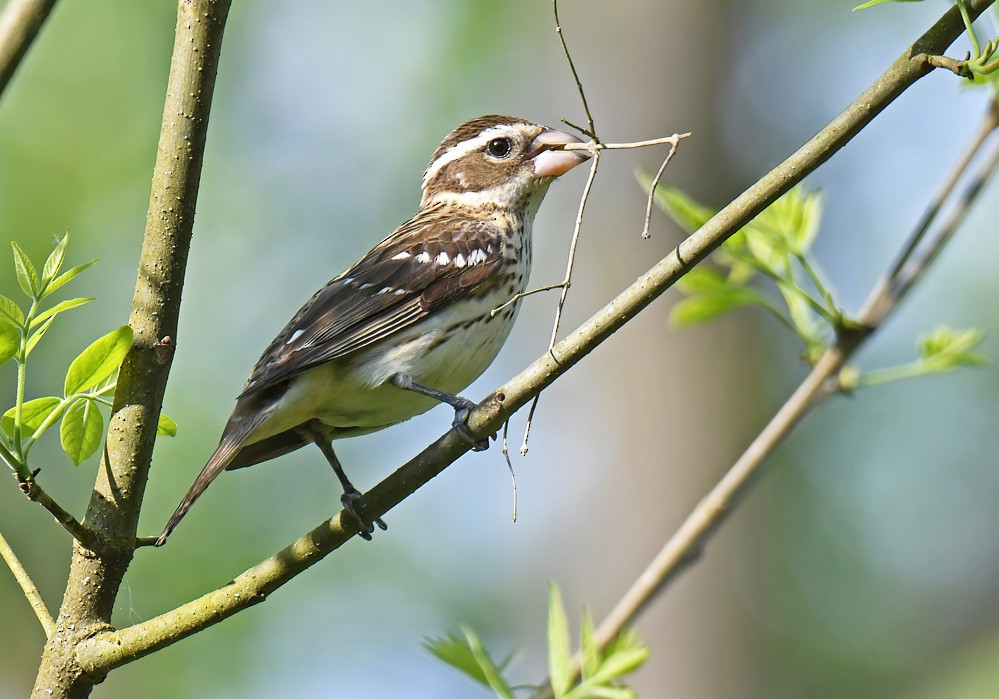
{"left": 157, "top": 413, "right": 178, "bottom": 437}
{"left": 424, "top": 629, "right": 515, "bottom": 698}
{"left": 43, "top": 260, "right": 98, "bottom": 299}
{"left": 64, "top": 325, "right": 133, "bottom": 395}
{"left": 0, "top": 294, "right": 25, "bottom": 328}
{"left": 12, "top": 242, "right": 39, "bottom": 297}
{"left": 1, "top": 396, "right": 63, "bottom": 437}
{"left": 0, "top": 322, "right": 17, "bottom": 366}
{"left": 30, "top": 297, "right": 93, "bottom": 329}
{"left": 60, "top": 399, "right": 105, "bottom": 465}
{"left": 42, "top": 234, "right": 69, "bottom": 287}
{"left": 918, "top": 327, "right": 987, "bottom": 372}
{"left": 586, "top": 647, "right": 650, "bottom": 687}
{"left": 25, "top": 316, "right": 55, "bottom": 357}
{"left": 548, "top": 582, "right": 573, "bottom": 699}
{"left": 579, "top": 608, "right": 600, "bottom": 681}
{"left": 424, "top": 632, "right": 492, "bottom": 688}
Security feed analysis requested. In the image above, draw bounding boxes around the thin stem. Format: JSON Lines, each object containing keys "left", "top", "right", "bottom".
{"left": 553, "top": 0, "right": 595, "bottom": 136}
{"left": 958, "top": 0, "right": 983, "bottom": 58}
{"left": 641, "top": 138, "right": 683, "bottom": 239}
{"left": 0, "top": 528, "right": 56, "bottom": 638}
{"left": 561, "top": 134, "right": 691, "bottom": 152}
{"left": 886, "top": 99, "right": 999, "bottom": 282}
{"left": 14, "top": 472, "right": 97, "bottom": 549}
{"left": 492, "top": 283, "right": 566, "bottom": 317}
{"left": 855, "top": 362, "right": 932, "bottom": 387}
{"left": 521, "top": 150, "right": 601, "bottom": 454}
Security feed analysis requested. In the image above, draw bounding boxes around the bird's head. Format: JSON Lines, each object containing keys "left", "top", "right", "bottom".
{"left": 420, "top": 115, "right": 590, "bottom": 210}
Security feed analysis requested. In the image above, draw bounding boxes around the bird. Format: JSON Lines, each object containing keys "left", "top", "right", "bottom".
{"left": 155, "top": 114, "right": 589, "bottom": 546}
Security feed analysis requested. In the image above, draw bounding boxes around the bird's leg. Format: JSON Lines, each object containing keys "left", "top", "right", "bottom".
{"left": 390, "top": 373, "right": 490, "bottom": 451}
{"left": 304, "top": 426, "right": 387, "bottom": 540}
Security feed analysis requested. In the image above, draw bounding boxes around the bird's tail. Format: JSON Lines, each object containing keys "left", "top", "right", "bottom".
{"left": 155, "top": 439, "right": 242, "bottom": 546}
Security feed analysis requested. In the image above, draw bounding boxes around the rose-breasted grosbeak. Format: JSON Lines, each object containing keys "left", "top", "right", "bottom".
{"left": 155, "top": 115, "right": 588, "bottom": 545}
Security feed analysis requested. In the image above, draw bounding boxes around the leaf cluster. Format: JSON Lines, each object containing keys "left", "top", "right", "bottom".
{"left": 425, "top": 582, "right": 648, "bottom": 698}
{"left": 0, "top": 236, "right": 175, "bottom": 476}
{"left": 644, "top": 179, "right": 986, "bottom": 389}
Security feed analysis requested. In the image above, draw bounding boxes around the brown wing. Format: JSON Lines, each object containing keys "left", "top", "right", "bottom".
{"left": 240, "top": 207, "right": 507, "bottom": 397}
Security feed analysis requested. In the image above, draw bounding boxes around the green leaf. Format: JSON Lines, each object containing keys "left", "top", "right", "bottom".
{"left": 0, "top": 322, "right": 17, "bottom": 366}
{"left": 548, "top": 582, "right": 573, "bottom": 699}
{"left": 30, "top": 297, "right": 94, "bottom": 329}
{"left": 2, "top": 396, "right": 63, "bottom": 438}
{"left": 580, "top": 608, "right": 600, "bottom": 681}
{"left": 424, "top": 630, "right": 514, "bottom": 697}
{"left": 43, "top": 259, "right": 98, "bottom": 298}
{"left": 918, "top": 327, "right": 987, "bottom": 372}
{"left": 60, "top": 399, "right": 104, "bottom": 466}
{"left": 64, "top": 326, "right": 133, "bottom": 395}
{"left": 0, "top": 294, "right": 25, "bottom": 327}
{"left": 157, "top": 413, "right": 178, "bottom": 437}
{"left": 25, "top": 316, "right": 54, "bottom": 357}
{"left": 587, "top": 647, "right": 650, "bottom": 687}
{"left": 42, "top": 234, "right": 69, "bottom": 288}
{"left": 676, "top": 266, "right": 740, "bottom": 295}
{"left": 854, "top": 0, "right": 924, "bottom": 9}
{"left": 670, "top": 274, "right": 763, "bottom": 327}
{"left": 12, "top": 242, "right": 39, "bottom": 297}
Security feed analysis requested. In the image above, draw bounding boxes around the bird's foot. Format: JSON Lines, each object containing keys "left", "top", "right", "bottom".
{"left": 341, "top": 488, "right": 387, "bottom": 541}
{"left": 451, "top": 398, "right": 490, "bottom": 452}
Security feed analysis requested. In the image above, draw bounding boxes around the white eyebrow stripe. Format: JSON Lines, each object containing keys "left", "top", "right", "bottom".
{"left": 422, "top": 124, "right": 533, "bottom": 189}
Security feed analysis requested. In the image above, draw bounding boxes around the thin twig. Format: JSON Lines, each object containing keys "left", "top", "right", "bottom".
{"left": 554, "top": 0, "right": 595, "bottom": 135}
{"left": 641, "top": 137, "right": 684, "bottom": 239}
{"left": 501, "top": 420, "right": 518, "bottom": 522}
{"left": 492, "top": 282, "right": 567, "bottom": 317}
{"left": 531, "top": 94, "right": 999, "bottom": 699}
{"left": 0, "top": 528, "right": 56, "bottom": 638}
{"left": 521, "top": 151, "right": 601, "bottom": 454}
{"left": 13, "top": 472, "right": 97, "bottom": 550}
{"left": 560, "top": 135, "right": 691, "bottom": 152}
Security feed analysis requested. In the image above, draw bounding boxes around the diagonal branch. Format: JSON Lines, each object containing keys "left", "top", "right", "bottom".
{"left": 0, "top": 0, "right": 58, "bottom": 101}
{"left": 0, "top": 528, "right": 55, "bottom": 638}
{"left": 75, "top": 0, "right": 994, "bottom": 675}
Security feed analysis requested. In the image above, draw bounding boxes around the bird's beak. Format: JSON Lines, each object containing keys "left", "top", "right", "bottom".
{"left": 527, "top": 128, "right": 591, "bottom": 178}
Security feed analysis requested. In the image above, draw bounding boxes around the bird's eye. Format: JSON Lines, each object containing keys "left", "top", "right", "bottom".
{"left": 486, "top": 137, "right": 512, "bottom": 158}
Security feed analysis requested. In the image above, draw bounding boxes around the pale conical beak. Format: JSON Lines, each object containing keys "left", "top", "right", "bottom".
{"left": 528, "top": 128, "right": 591, "bottom": 178}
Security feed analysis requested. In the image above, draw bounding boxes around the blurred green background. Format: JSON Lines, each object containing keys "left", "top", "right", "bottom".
{"left": 3, "top": 0, "right": 999, "bottom": 697}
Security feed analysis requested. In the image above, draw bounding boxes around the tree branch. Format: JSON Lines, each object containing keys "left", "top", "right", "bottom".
{"left": 13, "top": 471, "right": 97, "bottom": 550}
{"left": 74, "top": 0, "right": 995, "bottom": 675}
{"left": 31, "top": 1, "right": 231, "bottom": 696}
{"left": 580, "top": 94, "right": 999, "bottom": 683}
{"left": 0, "top": 528, "right": 55, "bottom": 638}
{"left": 0, "top": 0, "right": 57, "bottom": 100}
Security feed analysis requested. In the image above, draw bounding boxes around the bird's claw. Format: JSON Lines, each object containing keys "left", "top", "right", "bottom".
{"left": 341, "top": 489, "right": 386, "bottom": 541}
{"left": 451, "top": 399, "right": 490, "bottom": 451}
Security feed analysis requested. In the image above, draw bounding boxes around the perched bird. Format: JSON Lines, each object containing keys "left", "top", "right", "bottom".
{"left": 155, "top": 115, "right": 589, "bottom": 546}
